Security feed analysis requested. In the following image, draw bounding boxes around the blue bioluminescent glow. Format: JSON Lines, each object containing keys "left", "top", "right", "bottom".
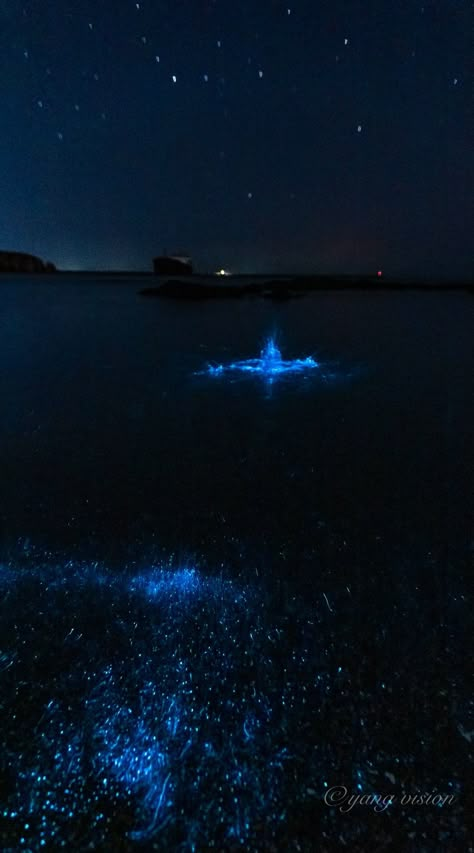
{"left": 129, "top": 565, "right": 243, "bottom": 606}
{"left": 130, "top": 566, "right": 201, "bottom": 599}
{"left": 0, "top": 558, "right": 297, "bottom": 849}
{"left": 200, "top": 337, "right": 319, "bottom": 382}
{"left": 0, "top": 553, "right": 467, "bottom": 849}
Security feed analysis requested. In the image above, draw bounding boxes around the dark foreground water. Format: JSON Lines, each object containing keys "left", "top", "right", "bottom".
{"left": 0, "top": 278, "right": 472, "bottom": 851}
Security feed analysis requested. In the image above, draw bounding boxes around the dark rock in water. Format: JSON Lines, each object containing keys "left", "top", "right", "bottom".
{"left": 153, "top": 256, "right": 193, "bottom": 275}
{"left": 141, "top": 279, "right": 249, "bottom": 299}
{"left": 0, "top": 250, "right": 56, "bottom": 273}
{"left": 140, "top": 277, "right": 300, "bottom": 300}
{"left": 261, "top": 280, "right": 297, "bottom": 300}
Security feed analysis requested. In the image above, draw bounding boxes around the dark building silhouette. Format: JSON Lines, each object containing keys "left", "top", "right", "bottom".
{"left": 0, "top": 250, "right": 56, "bottom": 273}
{"left": 153, "top": 255, "right": 193, "bottom": 275}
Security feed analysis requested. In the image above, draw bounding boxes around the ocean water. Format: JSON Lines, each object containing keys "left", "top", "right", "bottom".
{"left": 0, "top": 278, "right": 472, "bottom": 850}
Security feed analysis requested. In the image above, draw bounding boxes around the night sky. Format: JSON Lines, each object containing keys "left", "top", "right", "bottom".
{"left": 2, "top": 1, "right": 472, "bottom": 277}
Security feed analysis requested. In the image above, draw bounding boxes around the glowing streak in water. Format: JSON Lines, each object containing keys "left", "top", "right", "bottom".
{"left": 2, "top": 548, "right": 442, "bottom": 848}
{"left": 1, "top": 558, "right": 300, "bottom": 848}
{"left": 199, "top": 337, "right": 319, "bottom": 381}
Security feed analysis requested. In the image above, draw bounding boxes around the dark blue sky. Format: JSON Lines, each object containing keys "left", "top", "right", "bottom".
{"left": 1, "top": 1, "right": 472, "bottom": 276}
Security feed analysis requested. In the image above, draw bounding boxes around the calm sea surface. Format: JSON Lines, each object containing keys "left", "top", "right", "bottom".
{"left": 1, "top": 278, "right": 471, "bottom": 563}
{"left": 0, "top": 277, "right": 472, "bottom": 850}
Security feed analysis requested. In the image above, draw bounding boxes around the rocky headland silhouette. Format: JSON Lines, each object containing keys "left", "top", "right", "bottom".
{"left": 0, "top": 250, "right": 56, "bottom": 274}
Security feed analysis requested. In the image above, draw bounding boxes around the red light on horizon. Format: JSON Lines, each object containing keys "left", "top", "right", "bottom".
{"left": 377, "top": 270, "right": 383, "bottom": 277}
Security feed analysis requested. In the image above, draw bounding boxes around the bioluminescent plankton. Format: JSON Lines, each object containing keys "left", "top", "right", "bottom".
{"left": 199, "top": 337, "right": 319, "bottom": 382}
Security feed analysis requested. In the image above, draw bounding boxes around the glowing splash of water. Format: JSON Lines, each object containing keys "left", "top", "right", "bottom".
{"left": 201, "top": 336, "right": 319, "bottom": 380}
{"left": 260, "top": 337, "right": 283, "bottom": 370}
